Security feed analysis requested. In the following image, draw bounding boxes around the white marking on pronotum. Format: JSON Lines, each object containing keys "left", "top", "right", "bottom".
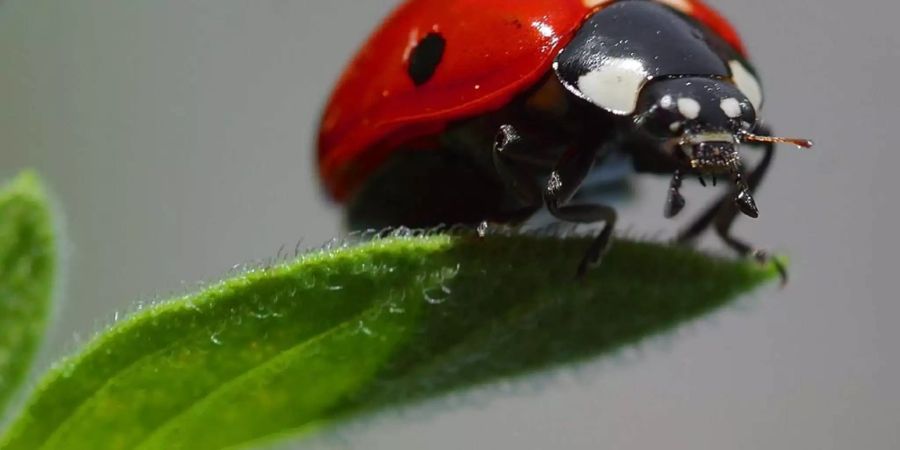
{"left": 677, "top": 98, "right": 701, "bottom": 119}
{"left": 575, "top": 58, "right": 648, "bottom": 115}
{"left": 581, "top": 0, "right": 614, "bottom": 7}
{"left": 659, "top": 0, "right": 694, "bottom": 14}
{"left": 729, "top": 60, "right": 763, "bottom": 111}
{"left": 720, "top": 97, "right": 742, "bottom": 118}
{"left": 584, "top": 0, "right": 691, "bottom": 13}
{"left": 670, "top": 121, "right": 682, "bottom": 133}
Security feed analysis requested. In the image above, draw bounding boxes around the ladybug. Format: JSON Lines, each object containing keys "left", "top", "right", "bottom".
{"left": 317, "top": 0, "right": 811, "bottom": 276}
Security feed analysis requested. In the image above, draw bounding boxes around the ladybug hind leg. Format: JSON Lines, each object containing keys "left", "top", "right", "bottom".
{"left": 345, "top": 146, "right": 530, "bottom": 231}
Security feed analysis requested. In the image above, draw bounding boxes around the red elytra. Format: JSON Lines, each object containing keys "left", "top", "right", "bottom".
{"left": 317, "top": 0, "right": 746, "bottom": 201}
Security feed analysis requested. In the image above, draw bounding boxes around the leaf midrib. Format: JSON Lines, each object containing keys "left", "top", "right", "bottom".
{"left": 130, "top": 301, "right": 386, "bottom": 450}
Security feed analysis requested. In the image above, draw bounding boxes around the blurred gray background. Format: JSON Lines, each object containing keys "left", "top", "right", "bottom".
{"left": 1, "top": 0, "right": 897, "bottom": 448}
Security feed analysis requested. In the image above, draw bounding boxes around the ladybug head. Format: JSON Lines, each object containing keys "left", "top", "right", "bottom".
{"left": 634, "top": 77, "right": 812, "bottom": 174}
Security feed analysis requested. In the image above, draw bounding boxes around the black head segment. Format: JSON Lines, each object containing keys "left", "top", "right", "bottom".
{"left": 635, "top": 77, "right": 812, "bottom": 219}
{"left": 635, "top": 77, "right": 756, "bottom": 172}
{"left": 634, "top": 76, "right": 812, "bottom": 172}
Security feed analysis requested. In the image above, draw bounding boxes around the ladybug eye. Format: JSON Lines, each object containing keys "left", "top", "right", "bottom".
{"left": 719, "top": 96, "right": 757, "bottom": 131}
{"left": 635, "top": 94, "right": 694, "bottom": 137}
{"left": 637, "top": 103, "right": 684, "bottom": 137}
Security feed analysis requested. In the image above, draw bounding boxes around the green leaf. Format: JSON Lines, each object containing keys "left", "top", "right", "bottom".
{"left": 0, "top": 233, "right": 777, "bottom": 450}
{"left": 0, "top": 171, "right": 56, "bottom": 418}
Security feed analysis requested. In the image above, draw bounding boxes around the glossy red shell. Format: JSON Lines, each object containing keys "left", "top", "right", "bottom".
{"left": 317, "top": 0, "right": 746, "bottom": 201}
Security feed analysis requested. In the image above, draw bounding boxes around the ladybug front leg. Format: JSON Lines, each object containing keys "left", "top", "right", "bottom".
{"left": 543, "top": 143, "right": 617, "bottom": 278}
{"left": 709, "top": 142, "right": 787, "bottom": 282}
{"left": 665, "top": 169, "right": 687, "bottom": 218}
{"left": 676, "top": 128, "right": 787, "bottom": 281}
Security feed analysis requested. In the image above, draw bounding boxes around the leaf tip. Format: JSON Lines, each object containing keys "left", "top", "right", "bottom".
{"left": 2, "top": 170, "right": 47, "bottom": 201}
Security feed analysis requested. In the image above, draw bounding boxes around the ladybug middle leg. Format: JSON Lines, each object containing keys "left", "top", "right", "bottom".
{"left": 492, "top": 124, "right": 544, "bottom": 207}
{"left": 493, "top": 124, "right": 616, "bottom": 277}
{"left": 543, "top": 143, "right": 618, "bottom": 277}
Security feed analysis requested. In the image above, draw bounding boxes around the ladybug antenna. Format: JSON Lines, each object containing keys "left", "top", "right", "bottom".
{"left": 740, "top": 132, "right": 814, "bottom": 149}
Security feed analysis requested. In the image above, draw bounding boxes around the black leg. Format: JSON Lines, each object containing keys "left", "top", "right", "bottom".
{"left": 493, "top": 124, "right": 616, "bottom": 277}
{"left": 675, "top": 130, "right": 787, "bottom": 281}
{"left": 492, "top": 124, "right": 544, "bottom": 207}
{"left": 677, "top": 127, "right": 775, "bottom": 244}
{"left": 711, "top": 144, "right": 787, "bottom": 281}
{"left": 544, "top": 144, "right": 617, "bottom": 277}
{"left": 665, "top": 169, "right": 686, "bottom": 218}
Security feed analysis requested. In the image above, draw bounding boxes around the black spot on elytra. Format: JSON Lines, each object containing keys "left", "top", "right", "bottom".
{"left": 408, "top": 32, "right": 446, "bottom": 86}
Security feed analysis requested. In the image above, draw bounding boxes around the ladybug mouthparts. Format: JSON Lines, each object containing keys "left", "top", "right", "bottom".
{"left": 679, "top": 132, "right": 761, "bottom": 218}
{"left": 668, "top": 130, "right": 812, "bottom": 219}
{"left": 681, "top": 133, "right": 740, "bottom": 173}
